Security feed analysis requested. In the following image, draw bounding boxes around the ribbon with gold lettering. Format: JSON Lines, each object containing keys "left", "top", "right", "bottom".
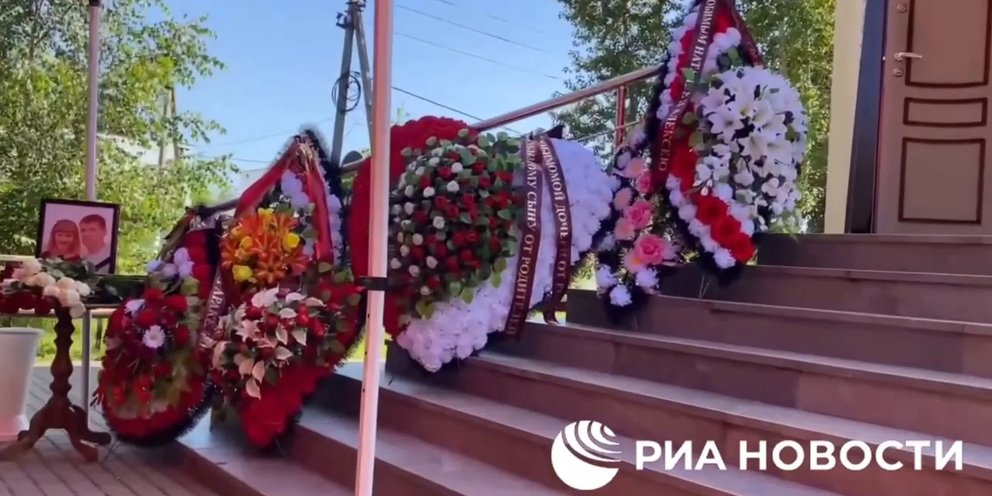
{"left": 504, "top": 138, "right": 544, "bottom": 339}
{"left": 652, "top": 0, "right": 719, "bottom": 186}
{"left": 536, "top": 136, "right": 572, "bottom": 324}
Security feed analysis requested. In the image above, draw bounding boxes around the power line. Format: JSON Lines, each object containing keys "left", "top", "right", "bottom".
{"left": 397, "top": 4, "right": 553, "bottom": 55}
{"left": 395, "top": 32, "right": 563, "bottom": 81}
{"left": 426, "top": 0, "right": 546, "bottom": 34}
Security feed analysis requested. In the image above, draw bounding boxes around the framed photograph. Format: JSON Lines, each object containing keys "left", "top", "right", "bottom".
{"left": 36, "top": 199, "right": 121, "bottom": 274}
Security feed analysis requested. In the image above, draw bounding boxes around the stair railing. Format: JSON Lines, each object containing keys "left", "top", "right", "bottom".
{"left": 199, "top": 63, "right": 661, "bottom": 214}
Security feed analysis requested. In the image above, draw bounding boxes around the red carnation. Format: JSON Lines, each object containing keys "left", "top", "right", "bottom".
{"left": 161, "top": 311, "right": 179, "bottom": 328}
{"left": 460, "top": 249, "right": 474, "bottom": 261}
{"left": 465, "top": 231, "right": 480, "bottom": 244}
{"left": 438, "top": 167, "right": 454, "bottom": 180}
{"left": 694, "top": 194, "right": 726, "bottom": 226}
{"left": 460, "top": 193, "right": 475, "bottom": 206}
{"left": 419, "top": 176, "right": 431, "bottom": 189}
{"left": 451, "top": 231, "right": 466, "bottom": 246}
{"left": 478, "top": 176, "right": 491, "bottom": 189}
{"left": 153, "top": 361, "right": 173, "bottom": 378}
{"left": 434, "top": 196, "right": 450, "bottom": 209}
{"left": 445, "top": 256, "right": 460, "bottom": 271}
{"left": 164, "top": 294, "right": 188, "bottom": 312}
{"left": 489, "top": 237, "right": 502, "bottom": 252}
{"left": 472, "top": 162, "right": 486, "bottom": 174}
{"left": 144, "top": 287, "right": 165, "bottom": 302}
{"left": 427, "top": 276, "right": 442, "bottom": 289}
{"left": 410, "top": 246, "right": 426, "bottom": 261}
{"left": 245, "top": 306, "right": 264, "bottom": 320}
{"left": 412, "top": 210, "right": 429, "bottom": 225}
{"left": 295, "top": 312, "right": 311, "bottom": 327}
{"left": 433, "top": 243, "right": 448, "bottom": 258}
{"left": 134, "top": 308, "right": 158, "bottom": 329}
{"left": 711, "top": 216, "right": 742, "bottom": 246}
{"left": 730, "top": 234, "right": 757, "bottom": 262}
{"left": 173, "top": 325, "right": 191, "bottom": 348}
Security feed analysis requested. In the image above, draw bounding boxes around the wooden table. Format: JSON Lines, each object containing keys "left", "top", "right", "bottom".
{"left": 0, "top": 306, "right": 113, "bottom": 462}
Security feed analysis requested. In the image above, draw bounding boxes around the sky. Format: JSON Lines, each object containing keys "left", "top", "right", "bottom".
{"left": 162, "top": 0, "right": 577, "bottom": 190}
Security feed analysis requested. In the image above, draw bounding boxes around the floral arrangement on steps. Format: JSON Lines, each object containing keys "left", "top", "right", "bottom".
{"left": 93, "top": 211, "right": 224, "bottom": 446}
{"left": 346, "top": 117, "right": 613, "bottom": 372}
{"left": 205, "top": 133, "right": 363, "bottom": 449}
{"left": 595, "top": 0, "right": 808, "bottom": 312}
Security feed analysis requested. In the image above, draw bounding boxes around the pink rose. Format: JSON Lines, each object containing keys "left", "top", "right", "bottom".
{"left": 624, "top": 157, "right": 647, "bottom": 179}
{"left": 631, "top": 234, "right": 670, "bottom": 266}
{"left": 623, "top": 199, "right": 654, "bottom": 230}
{"left": 634, "top": 173, "right": 653, "bottom": 195}
{"left": 614, "top": 218, "right": 635, "bottom": 241}
{"left": 613, "top": 188, "right": 634, "bottom": 211}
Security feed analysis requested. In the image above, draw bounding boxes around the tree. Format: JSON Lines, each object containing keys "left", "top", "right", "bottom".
{"left": 0, "top": 0, "right": 235, "bottom": 273}
{"left": 553, "top": 0, "right": 835, "bottom": 231}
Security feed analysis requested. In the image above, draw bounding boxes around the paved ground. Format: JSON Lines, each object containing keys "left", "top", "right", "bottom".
{"left": 0, "top": 366, "right": 219, "bottom": 496}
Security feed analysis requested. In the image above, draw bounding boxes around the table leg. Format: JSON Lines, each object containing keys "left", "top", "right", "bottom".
{"left": 0, "top": 308, "right": 111, "bottom": 462}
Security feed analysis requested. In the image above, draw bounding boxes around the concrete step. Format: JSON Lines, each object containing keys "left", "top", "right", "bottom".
{"left": 758, "top": 234, "right": 992, "bottom": 275}
{"left": 288, "top": 405, "right": 565, "bottom": 495}
{"left": 659, "top": 265, "right": 992, "bottom": 323}
{"left": 483, "top": 322, "right": 992, "bottom": 446}
{"left": 567, "top": 290, "right": 992, "bottom": 377}
{"left": 319, "top": 367, "right": 835, "bottom": 496}
{"left": 174, "top": 419, "right": 350, "bottom": 496}
{"left": 455, "top": 352, "right": 992, "bottom": 496}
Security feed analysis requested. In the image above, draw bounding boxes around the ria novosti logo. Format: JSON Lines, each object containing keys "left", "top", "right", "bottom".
{"left": 550, "top": 421, "right": 622, "bottom": 490}
{"left": 551, "top": 421, "right": 965, "bottom": 491}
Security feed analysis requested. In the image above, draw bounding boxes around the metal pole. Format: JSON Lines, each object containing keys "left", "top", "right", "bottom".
{"left": 330, "top": 3, "right": 358, "bottom": 168}
{"left": 354, "top": 0, "right": 392, "bottom": 493}
{"left": 352, "top": 10, "right": 376, "bottom": 144}
{"left": 84, "top": 0, "right": 102, "bottom": 201}
{"left": 613, "top": 85, "right": 628, "bottom": 148}
{"left": 81, "top": 0, "right": 102, "bottom": 422}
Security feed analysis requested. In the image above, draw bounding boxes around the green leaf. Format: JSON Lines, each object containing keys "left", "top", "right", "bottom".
{"left": 449, "top": 281, "right": 462, "bottom": 296}
{"left": 682, "top": 68, "right": 697, "bottom": 82}
{"left": 689, "top": 131, "right": 704, "bottom": 148}
{"left": 497, "top": 209, "right": 512, "bottom": 220}
{"left": 414, "top": 299, "right": 435, "bottom": 319}
{"left": 494, "top": 257, "right": 507, "bottom": 273}
{"left": 682, "top": 112, "right": 698, "bottom": 125}
{"left": 460, "top": 212, "right": 472, "bottom": 224}
{"left": 461, "top": 290, "right": 474, "bottom": 304}
{"left": 318, "top": 262, "right": 334, "bottom": 273}
{"left": 328, "top": 339, "right": 346, "bottom": 355}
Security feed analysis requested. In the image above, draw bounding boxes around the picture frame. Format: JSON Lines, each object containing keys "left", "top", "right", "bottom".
{"left": 36, "top": 199, "right": 121, "bottom": 275}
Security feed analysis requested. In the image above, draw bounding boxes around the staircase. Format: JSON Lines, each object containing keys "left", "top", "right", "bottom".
{"left": 172, "top": 233, "right": 992, "bottom": 495}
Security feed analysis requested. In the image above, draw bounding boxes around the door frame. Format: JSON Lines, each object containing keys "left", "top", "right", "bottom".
{"left": 844, "top": 0, "right": 888, "bottom": 233}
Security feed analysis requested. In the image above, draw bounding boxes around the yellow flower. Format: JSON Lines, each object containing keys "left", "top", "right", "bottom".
{"left": 282, "top": 232, "right": 301, "bottom": 250}
{"left": 257, "top": 208, "right": 274, "bottom": 219}
{"left": 239, "top": 237, "right": 254, "bottom": 250}
{"left": 232, "top": 265, "right": 254, "bottom": 282}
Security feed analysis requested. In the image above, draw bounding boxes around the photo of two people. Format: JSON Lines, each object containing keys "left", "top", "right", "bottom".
{"left": 36, "top": 199, "right": 120, "bottom": 274}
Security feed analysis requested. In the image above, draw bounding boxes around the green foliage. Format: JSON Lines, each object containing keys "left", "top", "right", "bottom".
{"left": 0, "top": 0, "right": 236, "bottom": 273}
{"left": 553, "top": 0, "right": 836, "bottom": 231}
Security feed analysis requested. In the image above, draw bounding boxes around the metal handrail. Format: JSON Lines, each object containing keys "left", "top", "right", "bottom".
{"left": 199, "top": 63, "right": 661, "bottom": 213}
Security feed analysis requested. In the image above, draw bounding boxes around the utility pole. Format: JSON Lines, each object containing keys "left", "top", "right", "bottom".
{"left": 330, "top": 0, "right": 375, "bottom": 168}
